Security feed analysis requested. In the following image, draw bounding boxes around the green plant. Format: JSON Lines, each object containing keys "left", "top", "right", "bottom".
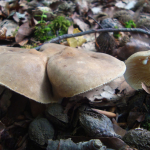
{"left": 113, "top": 26, "right": 121, "bottom": 39}
{"left": 34, "top": 16, "right": 71, "bottom": 42}
{"left": 35, "top": 10, "right": 49, "bottom": 24}
{"left": 34, "top": 24, "right": 53, "bottom": 42}
{"left": 125, "top": 20, "right": 136, "bottom": 28}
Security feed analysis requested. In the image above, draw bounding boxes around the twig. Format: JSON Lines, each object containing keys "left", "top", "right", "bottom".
{"left": 35, "top": 28, "right": 150, "bottom": 50}
{"left": 88, "top": 15, "right": 103, "bottom": 29}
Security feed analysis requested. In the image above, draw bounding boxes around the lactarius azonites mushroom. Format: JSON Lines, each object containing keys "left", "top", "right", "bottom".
{"left": 124, "top": 50, "right": 150, "bottom": 90}
{"left": 47, "top": 44, "right": 126, "bottom": 98}
{"left": 0, "top": 46, "right": 55, "bottom": 103}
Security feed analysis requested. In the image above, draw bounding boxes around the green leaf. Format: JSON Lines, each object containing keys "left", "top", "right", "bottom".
{"left": 42, "top": 15, "right": 47, "bottom": 18}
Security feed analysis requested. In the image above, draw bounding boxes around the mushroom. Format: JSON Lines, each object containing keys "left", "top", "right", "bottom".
{"left": 124, "top": 50, "right": 150, "bottom": 90}
{"left": 39, "top": 43, "right": 63, "bottom": 58}
{"left": 0, "top": 46, "right": 56, "bottom": 103}
{"left": 46, "top": 44, "right": 126, "bottom": 98}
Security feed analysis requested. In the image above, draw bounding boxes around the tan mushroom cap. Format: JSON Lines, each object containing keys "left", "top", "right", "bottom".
{"left": 47, "top": 44, "right": 126, "bottom": 98}
{"left": 40, "top": 43, "right": 63, "bottom": 58}
{"left": 0, "top": 46, "right": 56, "bottom": 104}
{"left": 124, "top": 50, "right": 150, "bottom": 90}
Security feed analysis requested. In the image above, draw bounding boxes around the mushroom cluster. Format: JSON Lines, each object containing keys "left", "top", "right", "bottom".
{"left": 0, "top": 44, "right": 126, "bottom": 104}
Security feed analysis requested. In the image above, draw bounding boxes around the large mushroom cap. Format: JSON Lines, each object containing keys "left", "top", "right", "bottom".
{"left": 124, "top": 50, "right": 150, "bottom": 90}
{"left": 47, "top": 44, "right": 126, "bottom": 98}
{"left": 40, "top": 43, "right": 63, "bottom": 58}
{"left": 0, "top": 46, "right": 55, "bottom": 103}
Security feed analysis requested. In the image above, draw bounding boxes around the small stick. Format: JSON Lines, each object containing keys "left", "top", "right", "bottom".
{"left": 35, "top": 28, "right": 150, "bottom": 50}
{"left": 88, "top": 15, "right": 103, "bottom": 29}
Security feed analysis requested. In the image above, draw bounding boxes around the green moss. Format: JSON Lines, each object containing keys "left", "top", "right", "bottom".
{"left": 125, "top": 20, "right": 136, "bottom": 28}
{"left": 34, "top": 16, "right": 71, "bottom": 42}
{"left": 49, "top": 16, "right": 71, "bottom": 35}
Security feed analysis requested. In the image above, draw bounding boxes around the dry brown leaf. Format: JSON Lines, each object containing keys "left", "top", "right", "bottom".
{"left": 0, "top": 27, "right": 7, "bottom": 40}
{"left": 112, "top": 118, "right": 127, "bottom": 137}
{"left": 113, "top": 124, "right": 127, "bottom": 137}
{"left": 68, "top": 25, "right": 74, "bottom": 34}
{"left": 15, "top": 21, "right": 35, "bottom": 43}
{"left": 5, "top": 1, "right": 22, "bottom": 16}
{"left": 49, "top": 1, "right": 63, "bottom": 11}
{"left": 115, "top": 0, "right": 137, "bottom": 10}
{"left": 72, "top": 13, "right": 90, "bottom": 31}
{"left": 127, "top": 112, "right": 145, "bottom": 128}
{"left": 0, "top": 19, "right": 19, "bottom": 39}
{"left": 76, "top": 0, "right": 88, "bottom": 15}
{"left": 113, "top": 37, "right": 150, "bottom": 61}
{"left": 18, "top": 38, "right": 28, "bottom": 46}
{"left": 78, "top": 76, "right": 135, "bottom": 102}
{"left": 13, "top": 12, "right": 28, "bottom": 23}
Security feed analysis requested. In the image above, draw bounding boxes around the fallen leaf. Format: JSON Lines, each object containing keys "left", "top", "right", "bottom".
{"left": 18, "top": 38, "right": 28, "bottom": 46}
{"left": 113, "top": 37, "right": 150, "bottom": 61}
{"left": 127, "top": 112, "right": 145, "bottom": 128}
{"left": 0, "top": 19, "right": 19, "bottom": 39}
{"left": 72, "top": 13, "right": 90, "bottom": 31}
{"left": 0, "top": 27, "right": 7, "bottom": 40}
{"left": 112, "top": 118, "right": 127, "bottom": 137}
{"left": 15, "top": 21, "right": 35, "bottom": 43}
{"left": 13, "top": 12, "right": 28, "bottom": 23}
{"left": 67, "top": 28, "right": 86, "bottom": 47}
{"left": 49, "top": 1, "right": 63, "bottom": 11}
{"left": 78, "top": 76, "right": 135, "bottom": 103}
{"left": 115, "top": 0, "right": 137, "bottom": 10}
{"left": 76, "top": 0, "right": 88, "bottom": 15}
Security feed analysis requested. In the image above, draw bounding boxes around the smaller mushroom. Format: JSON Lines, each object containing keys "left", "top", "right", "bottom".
{"left": 124, "top": 50, "right": 150, "bottom": 90}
